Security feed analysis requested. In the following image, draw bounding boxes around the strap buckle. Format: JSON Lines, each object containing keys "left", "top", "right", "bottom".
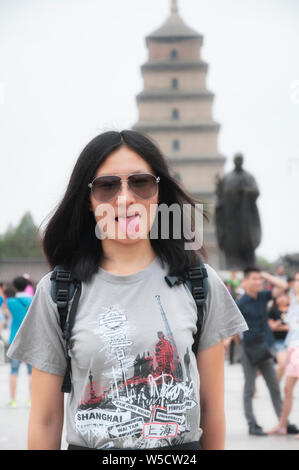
{"left": 192, "top": 286, "right": 205, "bottom": 304}
{"left": 56, "top": 288, "right": 69, "bottom": 308}
{"left": 55, "top": 270, "right": 72, "bottom": 282}
{"left": 188, "top": 266, "right": 207, "bottom": 280}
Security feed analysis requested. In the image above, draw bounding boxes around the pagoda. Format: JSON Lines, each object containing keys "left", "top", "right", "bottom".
{"left": 133, "top": 0, "right": 225, "bottom": 268}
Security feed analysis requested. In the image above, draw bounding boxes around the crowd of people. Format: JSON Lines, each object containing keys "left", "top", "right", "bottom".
{"left": 0, "top": 274, "right": 35, "bottom": 408}
{"left": 1, "top": 263, "right": 299, "bottom": 441}
{"left": 224, "top": 264, "right": 299, "bottom": 438}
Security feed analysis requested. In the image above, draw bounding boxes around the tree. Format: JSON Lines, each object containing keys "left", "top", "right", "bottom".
{"left": 256, "top": 255, "right": 276, "bottom": 272}
{"left": 0, "top": 212, "right": 43, "bottom": 259}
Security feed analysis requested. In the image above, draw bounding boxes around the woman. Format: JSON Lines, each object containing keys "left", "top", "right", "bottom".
{"left": 5, "top": 281, "right": 33, "bottom": 408}
{"left": 268, "top": 289, "right": 290, "bottom": 382}
{"left": 268, "top": 272, "right": 299, "bottom": 438}
{"left": 8, "top": 130, "right": 247, "bottom": 450}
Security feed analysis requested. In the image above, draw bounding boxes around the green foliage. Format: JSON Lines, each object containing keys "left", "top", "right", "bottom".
{"left": 256, "top": 255, "right": 276, "bottom": 272}
{"left": 0, "top": 212, "right": 43, "bottom": 259}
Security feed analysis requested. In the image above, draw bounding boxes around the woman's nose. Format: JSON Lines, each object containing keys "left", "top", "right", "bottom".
{"left": 117, "top": 180, "right": 136, "bottom": 202}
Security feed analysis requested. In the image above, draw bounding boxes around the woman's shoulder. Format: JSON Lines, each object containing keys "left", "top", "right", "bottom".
{"left": 203, "top": 263, "right": 225, "bottom": 285}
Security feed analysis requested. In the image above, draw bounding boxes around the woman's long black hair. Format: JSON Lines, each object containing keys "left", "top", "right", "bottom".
{"left": 43, "top": 130, "right": 210, "bottom": 282}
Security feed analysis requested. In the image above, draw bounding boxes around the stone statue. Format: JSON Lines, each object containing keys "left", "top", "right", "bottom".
{"left": 215, "top": 153, "right": 262, "bottom": 270}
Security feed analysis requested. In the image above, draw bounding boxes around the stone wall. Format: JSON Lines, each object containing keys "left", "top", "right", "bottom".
{"left": 0, "top": 258, "right": 49, "bottom": 285}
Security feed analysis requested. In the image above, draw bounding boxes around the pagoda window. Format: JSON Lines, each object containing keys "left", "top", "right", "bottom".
{"left": 173, "top": 140, "right": 180, "bottom": 151}
{"left": 172, "top": 109, "right": 179, "bottom": 120}
{"left": 172, "top": 78, "right": 178, "bottom": 89}
{"left": 170, "top": 49, "right": 178, "bottom": 59}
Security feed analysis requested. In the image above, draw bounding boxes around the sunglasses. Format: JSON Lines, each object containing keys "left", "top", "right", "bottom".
{"left": 88, "top": 173, "right": 160, "bottom": 202}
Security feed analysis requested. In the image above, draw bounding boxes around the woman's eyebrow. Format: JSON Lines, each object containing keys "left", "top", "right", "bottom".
{"left": 96, "top": 169, "right": 150, "bottom": 176}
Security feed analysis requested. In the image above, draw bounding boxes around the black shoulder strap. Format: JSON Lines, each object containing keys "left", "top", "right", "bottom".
{"left": 50, "top": 266, "right": 82, "bottom": 393}
{"left": 165, "top": 260, "right": 209, "bottom": 355}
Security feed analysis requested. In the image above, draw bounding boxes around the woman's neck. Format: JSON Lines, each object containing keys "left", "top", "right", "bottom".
{"left": 100, "top": 239, "right": 156, "bottom": 275}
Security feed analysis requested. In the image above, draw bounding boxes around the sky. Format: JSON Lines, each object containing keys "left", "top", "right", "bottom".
{"left": 0, "top": 0, "right": 298, "bottom": 262}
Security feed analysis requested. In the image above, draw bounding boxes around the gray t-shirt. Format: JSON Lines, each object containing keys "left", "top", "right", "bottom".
{"left": 8, "top": 256, "right": 247, "bottom": 449}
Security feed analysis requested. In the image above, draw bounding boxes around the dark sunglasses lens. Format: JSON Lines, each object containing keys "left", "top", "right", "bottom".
{"left": 129, "top": 174, "right": 158, "bottom": 199}
{"left": 92, "top": 176, "right": 121, "bottom": 201}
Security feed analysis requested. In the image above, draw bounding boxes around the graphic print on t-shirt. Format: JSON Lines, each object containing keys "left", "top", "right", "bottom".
{"left": 74, "top": 295, "right": 197, "bottom": 449}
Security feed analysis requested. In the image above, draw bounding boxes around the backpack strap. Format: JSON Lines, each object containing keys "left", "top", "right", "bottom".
{"left": 50, "top": 266, "right": 82, "bottom": 393}
{"left": 165, "top": 260, "right": 208, "bottom": 355}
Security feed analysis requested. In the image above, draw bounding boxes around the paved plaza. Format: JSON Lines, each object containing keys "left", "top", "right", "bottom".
{"left": 0, "top": 359, "right": 299, "bottom": 450}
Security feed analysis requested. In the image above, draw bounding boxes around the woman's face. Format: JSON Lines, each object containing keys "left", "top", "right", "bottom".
{"left": 276, "top": 291, "right": 290, "bottom": 309}
{"left": 90, "top": 146, "right": 159, "bottom": 244}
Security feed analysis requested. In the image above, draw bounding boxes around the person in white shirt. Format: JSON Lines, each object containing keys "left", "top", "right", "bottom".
{"left": 268, "top": 272, "right": 299, "bottom": 438}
